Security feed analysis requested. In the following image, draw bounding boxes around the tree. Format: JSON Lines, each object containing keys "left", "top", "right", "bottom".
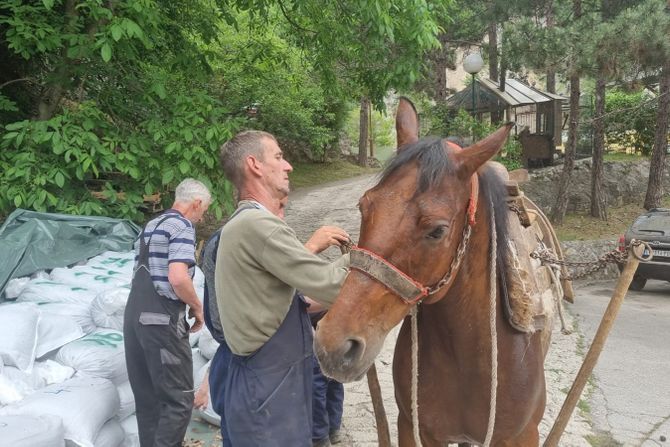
{"left": 645, "top": 60, "right": 670, "bottom": 209}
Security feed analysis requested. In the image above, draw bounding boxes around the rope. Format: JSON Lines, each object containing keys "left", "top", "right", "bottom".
{"left": 410, "top": 305, "right": 422, "bottom": 447}
{"left": 483, "top": 202, "right": 498, "bottom": 447}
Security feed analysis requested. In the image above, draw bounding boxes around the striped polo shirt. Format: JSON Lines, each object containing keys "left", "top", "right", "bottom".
{"left": 134, "top": 209, "right": 196, "bottom": 301}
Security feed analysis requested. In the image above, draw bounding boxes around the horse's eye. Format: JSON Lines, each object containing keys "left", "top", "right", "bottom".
{"left": 426, "top": 226, "right": 447, "bottom": 240}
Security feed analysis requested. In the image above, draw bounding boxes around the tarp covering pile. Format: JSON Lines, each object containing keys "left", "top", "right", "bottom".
{"left": 0, "top": 209, "right": 140, "bottom": 298}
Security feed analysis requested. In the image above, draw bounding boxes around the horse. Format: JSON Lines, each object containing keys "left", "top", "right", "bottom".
{"left": 314, "top": 98, "right": 556, "bottom": 446}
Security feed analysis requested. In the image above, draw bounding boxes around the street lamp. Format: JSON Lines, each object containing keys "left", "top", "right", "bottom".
{"left": 463, "top": 52, "right": 484, "bottom": 142}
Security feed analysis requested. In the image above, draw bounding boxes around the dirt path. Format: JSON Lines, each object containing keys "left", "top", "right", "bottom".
{"left": 286, "top": 174, "right": 595, "bottom": 446}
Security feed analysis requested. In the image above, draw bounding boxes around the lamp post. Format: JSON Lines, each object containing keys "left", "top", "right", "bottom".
{"left": 463, "top": 52, "right": 484, "bottom": 142}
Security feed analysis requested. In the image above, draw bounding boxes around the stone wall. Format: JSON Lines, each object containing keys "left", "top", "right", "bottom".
{"left": 522, "top": 158, "right": 670, "bottom": 214}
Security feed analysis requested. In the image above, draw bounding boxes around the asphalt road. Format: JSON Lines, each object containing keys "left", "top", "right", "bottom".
{"left": 570, "top": 279, "right": 670, "bottom": 447}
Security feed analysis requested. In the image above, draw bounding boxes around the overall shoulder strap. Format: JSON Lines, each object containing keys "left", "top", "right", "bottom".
{"left": 137, "top": 214, "right": 178, "bottom": 267}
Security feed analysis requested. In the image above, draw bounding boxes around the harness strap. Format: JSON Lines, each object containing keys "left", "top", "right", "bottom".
{"left": 350, "top": 248, "right": 428, "bottom": 304}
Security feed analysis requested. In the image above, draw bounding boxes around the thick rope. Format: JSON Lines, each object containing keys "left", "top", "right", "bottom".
{"left": 410, "top": 306, "right": 422, "bottom": 447}
{"left": 483, "top": 202, "right": 498, "bottom": 447}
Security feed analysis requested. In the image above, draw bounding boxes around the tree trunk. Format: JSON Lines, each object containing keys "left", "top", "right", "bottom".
{"left": 551, "top": 0, "right": 581, "bottom": 225}
{"left": 358, "top": 97, "right": 370, "bottom": 167}
{"left": 369, "top": 105, "right": 375, "bottom": 158}
{"left": 644, "top": 59, "right": 670, "bottom": 209}
{"left": 37, "top": 0, "right": 78, "bottom": 120}
{"left": 434, "top": 36, "right": 450, "bottom": 101}
{"left": 552, "top": 74, "right": 580, "bottom": 224}
{"left": 489, "top": 21, "right": 504, "bottom": 123}
{"left": 590, "top": 76, "right": 607, "bottom": 219}
{"left": 499, "top": 30, "right": 507, "bottom": 94}
{"left": 545, "top": 1, "right": 556, "bottom": 93}
{"left": 488, "top": 22, "right": 498, "bottom": 82}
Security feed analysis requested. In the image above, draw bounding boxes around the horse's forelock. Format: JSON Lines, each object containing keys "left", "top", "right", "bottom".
{"left": 379, "top": 137, "right": 457, "bottom": 193}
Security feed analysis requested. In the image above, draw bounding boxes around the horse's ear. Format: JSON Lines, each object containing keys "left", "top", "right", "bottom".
{"left": 455, "top": 122, "right": 514, "bottom": 174}
{"left": 396, "top": 97, "right": 419, "bottom": 150}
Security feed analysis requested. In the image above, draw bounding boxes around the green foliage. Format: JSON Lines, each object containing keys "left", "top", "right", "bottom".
{"left": 343, "top": 106, "right": 396, "bottom": 155}
{"left": 0, "top": 98, "right": 241, "bottom": 221}
{"left": 443, "top": 109, "right": 522, "bottom": 170}
{"left": 209, "top": 21, "right": 345, "bottom": 160}
{"left": 604, "top": 89, "right": 657, "bottom": 155}
{"left": 4, "top": 1, "right": 415, "bottom": 219}
{"left": 221, "top": 1, "right": 442, "bottom": 107}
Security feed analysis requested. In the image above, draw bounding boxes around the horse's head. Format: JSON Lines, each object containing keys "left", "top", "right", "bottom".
{"left": 314, "top": 98, "right": 513, "bottom": 382}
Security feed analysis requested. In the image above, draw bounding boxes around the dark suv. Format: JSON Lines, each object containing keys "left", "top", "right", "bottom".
{"left": 619, "top": 208, "right": 670, "bottom": 290}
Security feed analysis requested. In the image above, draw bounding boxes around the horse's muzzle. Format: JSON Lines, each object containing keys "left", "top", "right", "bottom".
{"left": 314, "top": 333, "right": 372, "bottom": 382}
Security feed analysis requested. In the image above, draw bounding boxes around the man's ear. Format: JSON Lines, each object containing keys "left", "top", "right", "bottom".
{"left": 245, "top": 154, "right": 263, "bottom": 178}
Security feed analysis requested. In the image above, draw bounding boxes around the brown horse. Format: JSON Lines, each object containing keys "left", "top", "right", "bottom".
{"left": 314, "top": 98, "right": 553, "bottom": 446}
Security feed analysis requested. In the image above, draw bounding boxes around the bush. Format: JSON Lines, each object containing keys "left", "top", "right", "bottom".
{"left": 605, "top": 89, "right": 657, "bottom": 155}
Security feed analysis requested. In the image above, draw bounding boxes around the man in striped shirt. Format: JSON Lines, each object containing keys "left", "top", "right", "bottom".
{"left": 124, "top": 178, "right": 211, "bottom": 447}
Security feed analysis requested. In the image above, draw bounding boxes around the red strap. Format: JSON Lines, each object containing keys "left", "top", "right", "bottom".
{"left": 445, "top": 141, "right": 478, "bottom": 226}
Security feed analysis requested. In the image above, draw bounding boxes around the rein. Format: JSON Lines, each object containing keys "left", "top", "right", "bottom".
{"left": 349, "top": 173, "right": 478, "bottom": 306}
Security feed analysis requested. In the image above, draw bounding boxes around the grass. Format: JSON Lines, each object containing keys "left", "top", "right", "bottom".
{"left": 603, "top": 152, "right": 647, "bottom": 162}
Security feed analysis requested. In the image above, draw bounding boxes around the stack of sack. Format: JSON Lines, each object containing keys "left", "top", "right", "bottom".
{"left": 0, "top": 250, "right": 210, "bottom": 446}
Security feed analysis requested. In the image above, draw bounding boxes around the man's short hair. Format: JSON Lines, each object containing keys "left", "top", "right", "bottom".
{"left": 174, "top": 178, "right": 211, "bottom": 204}
{"left": 219, "top": 130, "right": 277, "bottom": 188}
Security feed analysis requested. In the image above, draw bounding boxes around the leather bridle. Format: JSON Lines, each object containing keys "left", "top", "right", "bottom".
{"left": 349, "top": 171, "right": 479, "bottom": 306}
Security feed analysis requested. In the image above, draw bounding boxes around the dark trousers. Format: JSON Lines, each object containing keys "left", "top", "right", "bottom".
{"left": 312, "top": 355, "right": 344, "bottom": 442}
{"left": 210, "top": 342, "right": 233, "bottom": 447}
{"left": 124, "top": 267, "right": 194, "bottom": 446}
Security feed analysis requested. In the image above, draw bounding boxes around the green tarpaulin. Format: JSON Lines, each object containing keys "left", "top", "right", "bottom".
{"left": 0, "top": 209, "right": 140, "bottom": 297}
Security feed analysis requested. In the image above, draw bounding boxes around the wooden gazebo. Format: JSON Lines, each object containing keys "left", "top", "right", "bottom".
{"left": 446, "top": 78, "right": 567, "bottom": 167}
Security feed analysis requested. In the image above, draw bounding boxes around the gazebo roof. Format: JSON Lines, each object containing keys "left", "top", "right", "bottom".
{"left": 446, "top": 78, "right": 567, "bottom": 112}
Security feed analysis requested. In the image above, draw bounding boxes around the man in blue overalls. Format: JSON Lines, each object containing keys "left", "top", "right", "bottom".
{"left": 215, "top": 130, "right": 350, "bottom": 446}
{"left": 196, "top": 195, "right": 346, "bottom": 446}
{"left": 124, "top": 178, "right": 210, "bottom": 447}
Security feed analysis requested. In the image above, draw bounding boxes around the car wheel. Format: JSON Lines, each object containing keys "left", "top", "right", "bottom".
{"left": 629, "top": 275, "right": 647, "bottom": 291}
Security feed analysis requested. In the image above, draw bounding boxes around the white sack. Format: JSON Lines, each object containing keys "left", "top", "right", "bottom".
{"left": 197, "top": 327, "right": 218, "bottom": 360}
{"left": 192, "top": 349, "right": 208, "bottom": 380}
{"left": 116, "top": 381, "right": 135, "bottom": 420}
{"left": 4, "top": 277, "right": 30, "bottom": 300}
{"left": 86, "top": 251, "right": 135, "bottom": 275}
{"left": 0, "top": 302, "right": 40, "bottom": 371}
{"left": 38, "top": 301, "right": 97, "bottom": 335}
{"left": 50, "top": 267, "right": 128, "bottom": 292}
{"left": 0, "top": 414, "right": 65, "bottom": 447}
{"left": 189, "top": 330, "right": 201, "bottom": 348}
{"left": 91, "top": 288, "right": 130, "bottom": 331}
{"left": 33, "top": 359, "right": 75, "bottom": 385}
{"left": 119, "top": 414, "right": 139, "bottom": 447}
{"left": 18, "top": 280, "right": 96, "bottom": 304}
{"left": 194, "top": 361, "right": 220, "bottom": 427}
{"left": 2, "top": 365, "right": 46, "bottom": 393}
{"left": 0, "top": 374, "right": 25, "bottom": 405}
{"left": 0, "top": 376, "right": 119, "bottom": 447}
{"left": 36, "top": 313, "right": 84, "bottom": 358}
{"left": 94, "top": 418, "right": 125, "bottom": 447}
{"left": 55, "top": 329, "right": 127, "bottom": 385}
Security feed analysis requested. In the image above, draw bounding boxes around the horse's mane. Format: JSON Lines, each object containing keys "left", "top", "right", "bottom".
{"left": 378, "top": 137, "right": 511, "bottom": 274}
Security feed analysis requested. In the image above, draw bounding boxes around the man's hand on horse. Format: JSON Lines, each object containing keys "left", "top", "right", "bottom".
{"left": 305, "top": 226, "right": 350, "bottom": 254}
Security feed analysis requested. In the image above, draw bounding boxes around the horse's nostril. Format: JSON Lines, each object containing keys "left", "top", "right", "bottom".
{"left": 342, "top": 337, "right": 365, "bottom": 365}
